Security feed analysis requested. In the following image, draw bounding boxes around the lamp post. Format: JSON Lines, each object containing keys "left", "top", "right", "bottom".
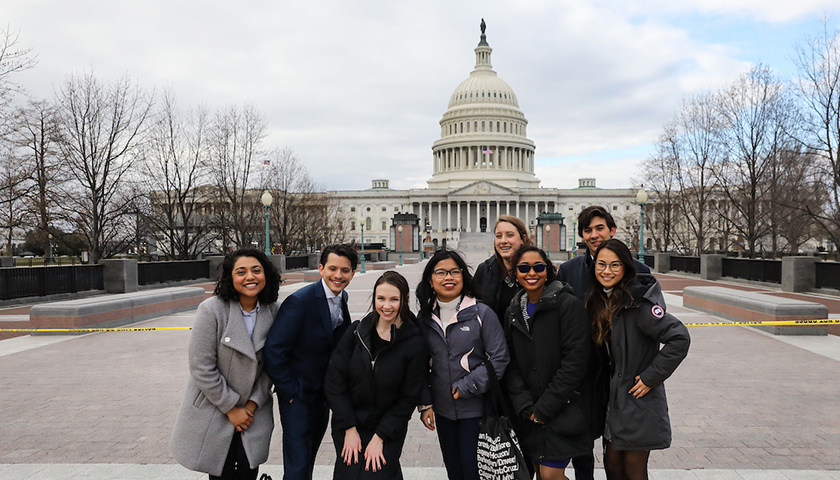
{"left": 260, "top": 190, "right": 273, "bottom": 257}
{"left": 545, "top": 225, "right": 551, "bottom": 259}
{"left": 359, "top": 217, "right": 366, "bottom": 273}
{"left": 636, "top": 186, "right": 648, "bottom": 261}
{"left": 397, "top": 225, "right": 403, "bottom": 266}
{"left": 48, "top": 233, "right": 54, "bottom": 265}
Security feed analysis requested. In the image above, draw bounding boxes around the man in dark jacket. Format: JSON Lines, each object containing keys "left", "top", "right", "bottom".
{"left": 558, "top": 206, "right": 652, "bottom": 303}
{"left": 555, "top": 206, "right": 653, "bottom": 480}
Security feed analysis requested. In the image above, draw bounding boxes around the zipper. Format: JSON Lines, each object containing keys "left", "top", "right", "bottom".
{"left": 355, "top": 327, "right": 379, "bottom": 369}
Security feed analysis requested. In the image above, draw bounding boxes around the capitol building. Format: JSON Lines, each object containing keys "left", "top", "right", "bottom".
{"left": 331, "top": 26, "right": 642, "bottom": 253}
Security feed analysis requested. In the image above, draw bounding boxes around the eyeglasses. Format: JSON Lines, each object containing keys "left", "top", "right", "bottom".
{"left": 595, "top": 261, "right": 623, "bottom": 273}
{"left": 433, "top": 268, "right": 463, "bottom": 278}
{"left": 516, "top": 263, "right": 547, "bottom": 274}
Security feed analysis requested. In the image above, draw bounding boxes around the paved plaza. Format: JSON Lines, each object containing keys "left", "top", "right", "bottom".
{"left": 1, "top": 252, "right": 839, "bottom": 479}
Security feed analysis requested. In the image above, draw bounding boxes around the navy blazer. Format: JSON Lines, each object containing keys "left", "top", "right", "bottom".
{"left": 264, "top": 280, "right": 351, "bottom": 404}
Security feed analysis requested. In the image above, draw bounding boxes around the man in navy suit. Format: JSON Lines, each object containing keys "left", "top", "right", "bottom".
{"left": 264, "top": 244, "right": 358, "bottom": 480}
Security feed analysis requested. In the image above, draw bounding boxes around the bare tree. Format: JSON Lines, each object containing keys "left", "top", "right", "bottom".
{"left": 138, "top": 91, "right": 214, "bottom": 259}
{"left": 0, "top": 26, "right": 37, "bottom": 113}
{"left": 640, "top": 123, "right": 681, "bottom": 252}
{"left": 792, "top": 21, "right": 840, "bottom": 248}
{"left": 711, "top": 65, "right": 793, "bottom": 258}
{"left": 55, "top": 71, "right": 154, "bottom": 263}
{"left": 0, "top": 142, "right": 31, "bottom": 255}
{"left": 207, "top": 104, "right": 265, "bottom": 252}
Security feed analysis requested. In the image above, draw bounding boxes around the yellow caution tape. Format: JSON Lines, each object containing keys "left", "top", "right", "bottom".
{"left": 2, "top": 320, "right": 839, "bottom": 333}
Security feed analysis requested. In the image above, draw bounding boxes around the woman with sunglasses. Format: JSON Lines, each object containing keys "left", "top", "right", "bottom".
{"left": 503, "top": 246, "right": 592, "bottom": 480}
{"left": 474, "top": 215, "right": 533, "bottom": 323}
{"left": 415, "top": 249, "right": 509, "bottom": 480}
{"left": 586, "top": 239, "right": 689, "bottom": 480}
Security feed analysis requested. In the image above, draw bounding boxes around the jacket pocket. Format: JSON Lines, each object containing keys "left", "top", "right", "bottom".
{"left": 547, "top": 391, "right": 586, "bottom": 436}
{"left": 192, "top": 391, "right": 208, "bottom": 408}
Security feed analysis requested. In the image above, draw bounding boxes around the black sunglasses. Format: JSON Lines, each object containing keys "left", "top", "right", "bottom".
{"left": 516, "top": 263, "right": 547, "bottom": 274}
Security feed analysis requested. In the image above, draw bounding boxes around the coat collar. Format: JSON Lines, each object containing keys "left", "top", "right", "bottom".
{"left": 221, "top": 302, "right": 257, "bottom": 361}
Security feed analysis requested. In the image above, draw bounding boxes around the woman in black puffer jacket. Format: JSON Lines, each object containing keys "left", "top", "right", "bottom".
{"left": 503, "top": 246, "right": 592, "bottom": 480}
{"left": 325, "top": 271, "right": 427, "bottom": 479}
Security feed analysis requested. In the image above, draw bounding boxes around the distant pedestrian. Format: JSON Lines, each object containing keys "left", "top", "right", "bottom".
{"left": 324, "top": 271, "right": 427, "bottom": 479}
{"left": 586, "top": 239, "right": 689, "bottom": 480}
{"left": 415, "top": 249, "right": 509, "bottom": 480}
{"left": 171, "top": 248, "right": 282, "bottom": 480}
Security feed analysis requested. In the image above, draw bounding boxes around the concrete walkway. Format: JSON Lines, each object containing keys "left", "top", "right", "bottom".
{"left": 1, "top": 253, "right": 839, "bottom": 478}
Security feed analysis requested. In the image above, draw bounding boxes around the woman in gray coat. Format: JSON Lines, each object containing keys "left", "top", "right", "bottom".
{"left": 172, "top": 248, "right": 282, "bottom": 480}
{"left": 586, "top": 240, "right": 689, "bottom": 480}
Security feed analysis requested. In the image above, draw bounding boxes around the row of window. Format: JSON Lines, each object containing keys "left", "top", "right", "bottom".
{"left": 348, "top": 206, "right": 400, "bottom": 213}
{"left": 349, "top": 218, "right": 390, "bottom": 231}
{"left": 443, "top": 120, "right": 526, "bottom": 137}
{"left": 452, "top": 90, "right": 516, "bottom": 103}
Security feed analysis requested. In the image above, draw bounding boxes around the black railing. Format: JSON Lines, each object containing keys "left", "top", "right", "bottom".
{"left": 138, "top": 260, "right": 210, "bottom": 286}
{"left": 644, "top": 255, "right": 655, "bottom": 267}
{"left": 670, "top": 256, "right": 700, "bottom": 274}
{"left": 722, "top": 258, "right": 782, "bottom": 283}
{"left": 0, "top": 265, "right": 104, "bottom": 300}
{"left": 815, "top": 262, "right": 840, "bottom": 290}
{"left": 286, "top": 256, "right": 310, "bottom": 270}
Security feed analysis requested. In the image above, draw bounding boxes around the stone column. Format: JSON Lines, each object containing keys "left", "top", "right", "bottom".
{"left": 467, "top": 201, "right": 472, "bottom": 233}
{"left": 701, "top": 254, "right": 725, "bottom": 281}
{"left": 438, "top": 202, "right": 443, "bottom": 232}
{"left": 447, "top": 201, "right": 451, "bottom": 231}
{"left": 457, "top": 202, "right": 461, "bottom": 231}
{"left": 782, "top": 256, "right": 820, "bottom": 293}
{"left": 654, "top": 253, "right": 670, "bottom": 274}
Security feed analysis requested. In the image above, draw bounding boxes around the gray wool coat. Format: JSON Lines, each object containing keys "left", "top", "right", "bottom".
{"left": 171, "top": 296, "right": 280, "bottom": 476}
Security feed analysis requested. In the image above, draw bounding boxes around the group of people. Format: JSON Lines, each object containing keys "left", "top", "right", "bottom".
{"left": 170, "top": 205, "right": 690, "bottom": 480}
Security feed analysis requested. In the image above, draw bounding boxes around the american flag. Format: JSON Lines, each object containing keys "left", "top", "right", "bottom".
{"left": 264, "top": 159, "right": 271, "bottom": 165}
{"left": 482, "top": 148, "right": 494, "bottom": 154}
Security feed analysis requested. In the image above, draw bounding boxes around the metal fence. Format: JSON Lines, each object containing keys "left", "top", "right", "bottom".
{"left": 138, "top": 260, "right": 210, "bottom": 286}
{"left": 0, "top": 265, "right": 104, "bottom": 300}
{"left": 722, "top": 258, "right": 782, "bottom": 283}
{"left": 643, "top": 255, "right": 654, "bottom": 267}
{"left": 815, "top": 262, "right": 840, "bottom": 290}
{"left": 670, "top": 256, "right": 700, "bottom": 274}
{"left": 286, "top": 255, "right": 310, "bottom": 270}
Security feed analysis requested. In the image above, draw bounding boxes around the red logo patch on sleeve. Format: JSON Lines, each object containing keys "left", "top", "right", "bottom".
{"left": 651, "top": 305, "right": 664, "bottom": 318}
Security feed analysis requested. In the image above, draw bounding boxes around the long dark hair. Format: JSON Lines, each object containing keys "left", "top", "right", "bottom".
{"left": 371, "top": 271, "right": 413, "bottom": 326}
{"left": 585, "top": 239, "right": 636, "bottom": 345}
{"left": 507, "top": 245, "right": 557, "bottom": 285}
{"left": 416, "top": 249, "right": 477, "bottom": 319}
{"left": 214, "top": 248, "right": 281, "bottom": 304}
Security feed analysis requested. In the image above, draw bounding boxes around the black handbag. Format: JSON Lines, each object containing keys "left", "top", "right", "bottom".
{"left": 476, "top": 361, "right": 531, "bottom": 480}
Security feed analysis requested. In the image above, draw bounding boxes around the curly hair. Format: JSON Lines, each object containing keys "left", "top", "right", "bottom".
{"left": 507, "top": 245, "right": 557, "bottom": 286}
{"left": 416, "top": 248, "right": 477, "bottom": 319}
{"left": 214, "top": 248, "right": 281, "bottom": 304}
{"left": 585, "top": 239, "right": 637, "bottom": 345}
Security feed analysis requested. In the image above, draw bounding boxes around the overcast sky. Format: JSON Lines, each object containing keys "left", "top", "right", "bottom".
{"left": 5, "top": 1, "right": 840, "bottom": 191}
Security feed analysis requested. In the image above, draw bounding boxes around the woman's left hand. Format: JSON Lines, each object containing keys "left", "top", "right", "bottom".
{"left": 452, "top": 387, "right": 461, "bottom": 400}
{"left": 630, "top": 376, "right": 650, "bottom": 398}
{"left": 364, "top": 434, "right": 386, "bottom": 472}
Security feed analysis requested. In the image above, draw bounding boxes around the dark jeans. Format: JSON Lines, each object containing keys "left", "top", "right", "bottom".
{"left": 279, "top": 397, "right": 329, "bottom": 480}
{"left": 435, "top": 415, "right": 480, "bottom": 480}
{"left": 209, "top": 432, "right": 258, "bottom": 480}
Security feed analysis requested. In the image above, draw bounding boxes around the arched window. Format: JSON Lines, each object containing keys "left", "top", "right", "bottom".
{"left": 504, "top": 122, "right": 507, "bottom": 133}
{"left": 474, "top": 121, "right": 477, "bottom": 131}
{"left": 366, "top": 217, "right": 372, "bottom": 230}
{"left": 467, "top": 122, "right": 470, "bottom": 133}
{"left": 460, "top": 122, "right": 463, "bottom": 133}
{"left": 489, "top": 122, "right": 493, "bottom": 132}
{"left": 497, "top": 122, "right": 500, "bottom": 131}
{"left": 482, "top": 121, "right": 485, "bottom": 132}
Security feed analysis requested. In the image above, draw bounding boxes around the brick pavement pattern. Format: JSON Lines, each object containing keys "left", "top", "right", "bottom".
{"left": 0, "top": 254, "right": 838, "bottom": 474}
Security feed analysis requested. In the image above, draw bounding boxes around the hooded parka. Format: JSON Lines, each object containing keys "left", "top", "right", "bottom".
{"left": 503, "top": 280, "right": 592, "bottom": 462}
{"left": 603, "top": 275, "right": 690, "bottom": 451}
{"left": 171, "top": 296, "right": 279, "bottom": 476}
{"left": 324, "top": 311, "right": 427, "bottom": 478}
{"left": 418, "top": 295, "right": 510, "bottom": 421}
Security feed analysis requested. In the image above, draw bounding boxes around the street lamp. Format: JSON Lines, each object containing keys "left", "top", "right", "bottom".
{"left": 359, "top": 217, "right": 366, "bottom": 273}
{"left": 260, "top": 190, "right": 273, "bottom": 257}
{"left": 545, "top": 225, "right": 551, "bottom": 259}
{"left": 48, "top": 233, "right": 54, "bottom": 265}
{"left": 397, "top": 225, "right": 403, "bottom": 266}
{"left": 636, "top": 186, "right": 648, "bottom": 261}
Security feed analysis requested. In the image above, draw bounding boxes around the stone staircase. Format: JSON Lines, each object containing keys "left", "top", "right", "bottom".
{"left": 456, "top": 232, "right": 494, "bottom": 253}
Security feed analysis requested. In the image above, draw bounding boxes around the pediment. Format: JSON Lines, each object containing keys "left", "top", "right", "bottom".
{"left": 448, "top": 181, "right": 517, "bottom": 196}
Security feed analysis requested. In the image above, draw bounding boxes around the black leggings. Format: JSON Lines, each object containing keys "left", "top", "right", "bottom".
{"left": 603, "top": 441, "right": 649, "bottom": 480}
{"left": 210, "top": 432, "right": 258, "bottom": 480}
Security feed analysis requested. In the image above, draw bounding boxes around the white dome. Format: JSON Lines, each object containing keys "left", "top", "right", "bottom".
{"left": 448, "top": 73, "right": 519, "bottom": 108}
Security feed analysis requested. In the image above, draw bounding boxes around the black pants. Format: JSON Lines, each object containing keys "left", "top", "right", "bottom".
{"left": 571, "top": 452, "right": 595, "bottom": 480}
{"left": 210, "top": 432, "right": 258, "bottom": 480}
{"left": 436, "top": 415, "right": 480, "bottom": 480}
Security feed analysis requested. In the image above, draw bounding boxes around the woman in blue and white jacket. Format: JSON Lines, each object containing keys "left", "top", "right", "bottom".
{"left": 415, "top": 249, "right": 510, "bottom": 480}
